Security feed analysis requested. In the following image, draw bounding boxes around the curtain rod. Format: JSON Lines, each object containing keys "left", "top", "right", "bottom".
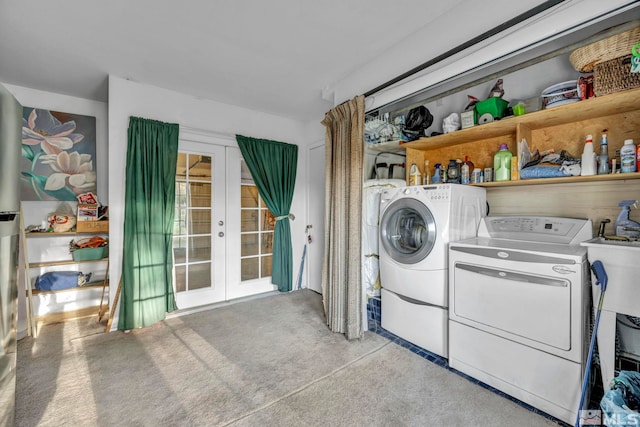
{"left": 363, "top": 0, "right": 565, "bottom": 98}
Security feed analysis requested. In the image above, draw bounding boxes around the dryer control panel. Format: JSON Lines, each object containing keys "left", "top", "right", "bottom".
{"left": 479, "top": 216, "right": 592, "bottom": 244}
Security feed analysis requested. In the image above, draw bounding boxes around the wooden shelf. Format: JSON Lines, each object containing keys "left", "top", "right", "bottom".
{"left": 474, "top": 172, "right": 640, "bottom": 187}
{"left": 31, "top": 281, "right": 109, "bottom": 295}
{"left": 29, "top": 257, "right": 109, "bottom": 268}
{"left": 21, "top": 220, "right": 110, "bottom": 337}
{"left": 26, "top": 230, "right": 108, "bottom": 237}
{"left": 403, "top": 87, "right": 640, "bottom": 186}
{"left": 403, "top": 87, "right": 640, "bottom": 152}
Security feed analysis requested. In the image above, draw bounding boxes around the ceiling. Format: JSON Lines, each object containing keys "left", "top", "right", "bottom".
{"left": 0, "top": 0, "right": 548, "bottom": 122}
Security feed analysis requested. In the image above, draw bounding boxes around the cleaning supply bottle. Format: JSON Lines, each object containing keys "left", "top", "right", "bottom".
{"left": 580, "top": 134, "right": 596, "bottom": 176}
{"left": 615, "top": 200, "right": 640, "bottom": 240}
{"left": 460, "top": 161, "right": 470, "bottom": 184}
{"left": 620, "top": 139, "right": 637, "bottom": 173}
{"left": 461, "top": 156, "right": 474, "bottom": 185}
{"left": 493, "top": 144, "right": 512, "bottom": 181}
{"left": 597, "top": 133, "right": 610, "bottom": 175}
{"left": 432, "top": 163, "right": 441, "bottom": 183}
{"left": 409, "top": 162, "right": 421, "bottom": 186}
{"left": 423, "top": 160, "right": 430, "bottom": 185}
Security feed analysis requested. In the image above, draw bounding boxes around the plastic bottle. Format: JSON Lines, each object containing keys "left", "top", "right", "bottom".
{"left": 493, "top": 144, "right": 512, "bottom": 181}
{"left": 423, "top": 160, "right": 430, "bottom": 185}
{"left": 615, "top": 200, "right": 640, "bottom": 240}
{"left": 580, "top": 134, "right": 596, "bottom": 176}
{"left": 461, "top": 156, "right": 474, "bottom": 185}
{"left": 432, "top": 163, "right": 441, "bottom": 183}
{"left": 620, "top": 139, "right": 637, "bottom": 173}
{"left": 460, "top": 162, "right": 470, "bottom": 184}
{"left": 597, "top": 133, "right": 610, "bottom": 175}
{"left": 409, "top": 162, "right": 421, "bottom": 186}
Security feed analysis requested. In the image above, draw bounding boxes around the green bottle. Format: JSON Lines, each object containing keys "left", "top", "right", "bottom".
{"left": 494, "top": 144, "right": 513, "bottom": 181}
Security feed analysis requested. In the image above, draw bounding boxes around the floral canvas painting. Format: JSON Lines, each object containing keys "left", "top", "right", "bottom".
{"left": 21, "top": 108, "right": 97, "bottom": 201}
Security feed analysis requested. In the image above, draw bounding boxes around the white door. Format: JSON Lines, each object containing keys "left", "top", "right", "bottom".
{"left": 226, "top": 148, "right": 277, "bottom": 299}
{"left": 307, "top": 142, "right": 325, "bottom": 293}
{"left": 173, "top": 142, "right": 226, "bottom": 308}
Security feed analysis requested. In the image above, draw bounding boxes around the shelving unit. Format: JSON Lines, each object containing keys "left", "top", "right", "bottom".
{"left": 402, "top": 87, "right": 640, "bottom": 186}
{"left": 23, "top": 225, "right": 109, "bottom": 337}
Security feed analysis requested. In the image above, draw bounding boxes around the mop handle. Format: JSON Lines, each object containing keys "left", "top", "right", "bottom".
{"left": 575, "top": 260, "right": 608, "bottom": 427}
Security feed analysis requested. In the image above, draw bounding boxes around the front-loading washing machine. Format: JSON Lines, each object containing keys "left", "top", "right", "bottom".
{"left": 379, "top": 184, "right": 486, "bottom": 357}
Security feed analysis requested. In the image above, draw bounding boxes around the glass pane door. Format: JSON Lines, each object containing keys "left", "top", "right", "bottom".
{"left": 173, "top": 143, "right": 226, "bottom": 308}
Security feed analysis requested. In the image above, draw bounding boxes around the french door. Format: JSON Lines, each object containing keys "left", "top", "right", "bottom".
{"left": 173, "top": 138, "right": 276, "bottom": 310}
{"left": 173, "top": 142, "right": 226, "bottom": 308}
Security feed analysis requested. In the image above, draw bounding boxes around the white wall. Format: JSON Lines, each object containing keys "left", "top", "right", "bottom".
{"left": 330, "top": 0, "right": 638, "bottom": 110}
{"left": 108, "top": 76, "right": 309, "bottom": 330}
{"left": 3, "top": 83, "right": 108, "bottom": 338}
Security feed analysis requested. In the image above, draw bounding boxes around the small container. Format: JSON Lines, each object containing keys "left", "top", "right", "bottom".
{"left": 409, "top": 162, "right": 421, "bottom": 185}
{"left": 637, "top": 145, "right": 640, "bottom": 172}
{"left": 620, "top": 139, "right": 637, "bottom": 173}
{"left": 484, "top": 167, "right": 493, "bottom": 183}
{"left": 471, "top": 168, "right": 483, "bottom": 184}
{"left": 512, "top": 102, "right": 525, "bottom": 116}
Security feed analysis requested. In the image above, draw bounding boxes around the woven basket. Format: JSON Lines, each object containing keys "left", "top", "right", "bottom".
{"left": 593, "top": 55, "right": 640, "bottom": 96}
{"left": 570, "top": 26, "right": 640, "bottom": 72}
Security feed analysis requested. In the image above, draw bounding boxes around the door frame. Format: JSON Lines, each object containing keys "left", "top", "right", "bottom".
{"left": 306, "top": 139, "right": 325, "bottom": 294}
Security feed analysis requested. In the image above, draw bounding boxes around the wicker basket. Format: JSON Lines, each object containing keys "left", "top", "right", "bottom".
{"left": 570, "top": 26, "right": 640, "bottom": 72}
{"left": 593, "top": 55, "right": 640, "bottom": 96}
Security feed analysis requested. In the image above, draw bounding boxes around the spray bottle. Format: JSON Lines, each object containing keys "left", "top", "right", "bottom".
{"left": 615, "top": 200, "right": 640, "bottom": 240}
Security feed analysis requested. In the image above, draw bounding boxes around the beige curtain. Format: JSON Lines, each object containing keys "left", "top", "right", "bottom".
{"left": 320, "top": 95, "right": 364, "bottom": 340}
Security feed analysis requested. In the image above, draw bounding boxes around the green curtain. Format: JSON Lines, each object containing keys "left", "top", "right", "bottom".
{"left": 236, "top": 135, "right": 297, "bottom": 292}
{"left": 118, "top": 117, "right": 179, "bottom": 330}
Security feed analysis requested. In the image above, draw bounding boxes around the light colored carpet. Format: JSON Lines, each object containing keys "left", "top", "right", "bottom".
{"left": 15, "top": 290, "right": 559, "bottom": 426}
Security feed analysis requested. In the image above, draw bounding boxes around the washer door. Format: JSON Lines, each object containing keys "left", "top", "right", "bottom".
{"left": 380, "top": 197, "right": 437, "bottom": 264}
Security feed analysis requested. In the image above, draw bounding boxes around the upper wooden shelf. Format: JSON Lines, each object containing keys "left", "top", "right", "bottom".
{"left": 401, "top": 87, "right": 640, "bottom": 151}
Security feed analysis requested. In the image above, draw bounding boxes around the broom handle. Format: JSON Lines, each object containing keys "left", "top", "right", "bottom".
{"left": 105, "top": 277, "right": 122, "bottom": 333}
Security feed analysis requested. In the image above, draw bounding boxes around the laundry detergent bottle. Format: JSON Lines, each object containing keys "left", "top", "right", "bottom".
{"left": 615, "top": 200, "right": 640, "bottom": 240}
{"left": 494, "top": 144, "right": 512, "bottom": 181}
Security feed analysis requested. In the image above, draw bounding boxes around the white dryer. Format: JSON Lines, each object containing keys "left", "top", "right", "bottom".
{"left": 448, "top": 216, "right": 592, "bottom": 424}
{"left": 379, "top": 184, "right": 486, "bottom": 357}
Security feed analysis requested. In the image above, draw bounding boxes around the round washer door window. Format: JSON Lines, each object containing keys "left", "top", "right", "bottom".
{"left": 380, "top": 197, "right": 437, "bottom": 264}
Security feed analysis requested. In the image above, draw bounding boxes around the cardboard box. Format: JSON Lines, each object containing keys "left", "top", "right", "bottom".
{"left": 76, "top": 220, "right": 109, "bottom": 233}
{"left": 77, "top": 204, "right": 99, "bottom": 221}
